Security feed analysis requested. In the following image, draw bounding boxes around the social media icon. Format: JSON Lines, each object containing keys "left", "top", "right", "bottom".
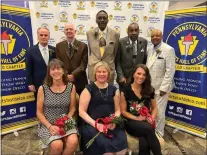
{"left": 177, "top": 107, "right": 183, "bottom": 113}
{"left": 169, "top": 105, "right": 174, "bottom": 110}
{"left": 1, "top": 111, "right": 6, "bottom": 116}
{"left": 20, "top": 106, "right": 26, "bottom": 113}
{"left": 10, "top": 108, "right": 16, "bottom": 115}
{"left": 186, "top": 109, "right": 192, "bottom": 116}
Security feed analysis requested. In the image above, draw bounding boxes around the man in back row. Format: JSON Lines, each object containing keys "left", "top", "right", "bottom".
{"left": 26, "top": 27, "right": 56, "bottom": 98}
{"left": 56, "top": 23, "right": 88, "bottom": 95}
{"left": 87, "top": 10, "right": 120, "bottom": 84}
{"left": 115, "top": 22, "right": 148, "bottom": 90}
{"left": 147, "top": 29, "right": 175, "bottom": 136}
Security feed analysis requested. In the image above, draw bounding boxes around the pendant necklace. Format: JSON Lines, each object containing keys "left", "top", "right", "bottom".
{"left": 98, "top": 86, "right": 108, "bottom": 100}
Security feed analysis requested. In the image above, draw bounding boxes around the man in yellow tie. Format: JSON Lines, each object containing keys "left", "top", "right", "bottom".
{"left": 86, "top": 10, "right": 120, "bottom": 84}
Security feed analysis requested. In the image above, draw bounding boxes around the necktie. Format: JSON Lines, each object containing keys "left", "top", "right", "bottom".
{"left": 42, "top": 48, "right": 48, "bottom": 65}
{"left": 99, "top": 32, "right": 105, "bottom": 57}
{"left": 132, "top": 41, "right": 137, "bottom": 65}
{"left": 68, "top": 43, "right": 73, "bottom": 57}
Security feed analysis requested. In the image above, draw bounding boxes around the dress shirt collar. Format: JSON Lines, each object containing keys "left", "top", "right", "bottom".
{"left": 153, "top": 42, "right": 162, "bottom": 50}
{"left": 129, "top": 37, "right": 137, "bottom": 45}
{"left": 99, "top": 27, "right": 108, "bottom": 35}
{"left": 38, "top": 43, "right": 48, "bottom": 51}
{"left": 67, "top": 38, "right": 75, "bottom": 46}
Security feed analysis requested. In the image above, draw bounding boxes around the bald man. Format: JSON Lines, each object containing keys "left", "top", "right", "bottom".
{"left": 146, "top": 29, "right": 175, "bottom": 136}
{"left": 56, "top": 23, "right": 88, "bottom": 95}
{"left": 115, "top": 22, "right": 148, "bottom": 89}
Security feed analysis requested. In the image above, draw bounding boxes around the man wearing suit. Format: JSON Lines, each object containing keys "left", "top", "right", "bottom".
{"left": 87, "top": 10, "right": 120, "bottom": 83}
{"left": 56, "top": 23, "right": 88, "bottom": 95}
{"left": 146, "top": 29, "right": 175, "bottom": 136}
{"left": 26, "top": 27, "right": 56, "bottom": 98}
{"left": 115, "top": 22, "right": 147, "bottom": 89}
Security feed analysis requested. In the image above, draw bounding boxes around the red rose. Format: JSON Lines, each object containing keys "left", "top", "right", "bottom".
{"left": 103, "top": 117, "right": 112, "bottom": 124}
{"left": 138, "top": 106, "right": 149, "bottom": 116}
{"left": 132, "top": 103, "right": 137, "bottom": 108}
{"left": 58, "top": 127, "right": 66, "bottom": 135}
{"left": 55, "top": 118, "right": 65, "bottom": 127}
{"left": 62, "top": 115, "right": 69, "bottom": 121}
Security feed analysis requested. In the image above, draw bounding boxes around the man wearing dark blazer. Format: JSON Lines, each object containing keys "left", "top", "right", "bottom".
{"left": 56, "top": 23, "right": 88, "bottom": 95}
{"left": 115, "top": 23, "right": 147, "bottom": 89}
{"left": 26, "top": 27, "right": 56, "bottom": 98}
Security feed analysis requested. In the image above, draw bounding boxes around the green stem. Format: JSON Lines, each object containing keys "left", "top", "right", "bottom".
{"left": 86, "top": 132, "right": 101, "bottom": 149}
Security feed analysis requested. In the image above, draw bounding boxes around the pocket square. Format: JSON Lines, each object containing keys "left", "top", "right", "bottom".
{"left": 109, "top": 41, "right": 114, "bottom": 44}
{"left": 141, "top": 48, "right": 144, "bottom": 52}
{"left": 158, "top": 56, "right": 164, "bottom": 59}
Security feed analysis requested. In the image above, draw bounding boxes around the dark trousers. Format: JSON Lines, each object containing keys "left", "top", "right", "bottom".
{"left": 126, "top": 119, "right": 162, "bottom": 155}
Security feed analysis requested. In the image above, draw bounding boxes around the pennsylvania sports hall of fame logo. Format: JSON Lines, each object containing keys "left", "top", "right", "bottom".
{"left": 1, "top": 19, "right": 30, "bottom": 71}
{"left": 166, "top": 22, "right": 207, "bottom": 73}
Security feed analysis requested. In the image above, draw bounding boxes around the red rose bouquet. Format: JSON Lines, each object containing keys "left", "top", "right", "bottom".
{"left": 129, "top": 100, "right": 156, "bottom": 129}
{"left": 86, "top": 114, "right": 126, "bottom": 149}
{"left": 54, "top": 114, "right": 76, "bottom": 136}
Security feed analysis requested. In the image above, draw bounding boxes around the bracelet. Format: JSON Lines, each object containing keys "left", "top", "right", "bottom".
{"left": 48, "top": 125, "right": 53, "bottom": 130}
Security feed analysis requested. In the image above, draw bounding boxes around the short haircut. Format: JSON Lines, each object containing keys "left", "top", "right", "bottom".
{"left": 37, "top": 26, "right": 50, "bottom": 35}
{"left": 128, "top": 22, "right": 139, "bottom": 30}
{"left": 96, "top": 10, "right": 108, "bottom": 18}
{"left": 93, "top": 61, "right": 111, "bottom": 81}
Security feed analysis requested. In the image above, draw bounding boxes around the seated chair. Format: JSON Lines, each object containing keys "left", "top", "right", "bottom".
{"left": 40, "top": 93, "right": 80, "bottom": 155}
{"left": 126, "top": 130, "right": 165, "bottom": 155}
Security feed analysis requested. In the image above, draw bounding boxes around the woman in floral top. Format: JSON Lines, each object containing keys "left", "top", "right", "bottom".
{"left": 120, "top": 64, "right": 162, "bottom": 155}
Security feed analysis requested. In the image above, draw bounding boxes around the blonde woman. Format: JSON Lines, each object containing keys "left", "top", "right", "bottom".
{"left": 79, "top": 61, "right": 127, "bottom": 155}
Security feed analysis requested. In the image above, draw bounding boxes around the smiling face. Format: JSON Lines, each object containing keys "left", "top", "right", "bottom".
{"left": 96, "top": 11, "right": 108, "bottom": 31}
{"left": 95, "top": 65, "right": 109, "bottom": 83}
{"left": 64, "top": 24, "right": 76, "bottom": 40}
{"left": 133, "top": 67, "right": 146, "bottom": 85}
{"left": 151, "top": 29, "right": 162, "bottom": 46}
{"left": 49, "top": 65, "right": 64, "bottom": 81}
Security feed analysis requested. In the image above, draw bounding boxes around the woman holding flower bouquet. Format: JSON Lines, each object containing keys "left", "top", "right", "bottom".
{"left": 36, "top": 59, "right": 78, "bottom": 155}
{"left": 120, "top": 64, "right": 162, "bottom": 155}
{"left": 79, "top": 61, "right": 127, "bottom": 155}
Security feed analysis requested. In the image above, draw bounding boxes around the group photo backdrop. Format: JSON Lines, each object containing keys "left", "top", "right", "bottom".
{"left": 29, "top": 1, "right": 169, "bottom": 46}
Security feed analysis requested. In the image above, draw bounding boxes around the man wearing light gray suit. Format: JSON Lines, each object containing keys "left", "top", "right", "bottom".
{"left": 86, "top": 10, "right": 120, "bottom": 83}
{"left": 115, "top": 23, "right": 147, "bottom": 89}
{"left": 146, "top": 29, "right": 175, "bottom": 136}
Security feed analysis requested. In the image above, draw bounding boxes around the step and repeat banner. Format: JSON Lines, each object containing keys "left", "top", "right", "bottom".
{"left": 163, "top": 7, "right": 207, "bottom": 138}
{"left": 1, "top": 5, "right": 37, "bottom": 135}
{"left": 29, "top": 1, "right": 169, "bottom": 46}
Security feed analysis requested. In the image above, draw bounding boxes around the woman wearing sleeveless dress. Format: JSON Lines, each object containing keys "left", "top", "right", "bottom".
{"left": 120, "top": 64, "right": 162, "bottom": 155}
{"left": 36, "top": 59, "right": 78, "bottom": 155}
{"left": 79, "top": 61, "right": 127, "bottom": 155}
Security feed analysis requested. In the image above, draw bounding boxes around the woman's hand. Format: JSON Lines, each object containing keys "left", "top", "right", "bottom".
{"left": 96, "top": 123, "right": 108, "bottom": 133}
{"left": 49, "top": 125, "right": 59, "bottom": 136}
{"left": 136, "top": 115, "right": 147, "bottom": 121}
{"left": 147, "top": 116, "right": 155, "bottom": 124}
{"left": 107, "top": 123, "right": 116, "bottom": 130}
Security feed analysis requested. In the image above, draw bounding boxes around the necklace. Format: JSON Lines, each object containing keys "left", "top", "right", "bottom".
{"left": 98, "top": 86, "right": 108, "bottom": 100}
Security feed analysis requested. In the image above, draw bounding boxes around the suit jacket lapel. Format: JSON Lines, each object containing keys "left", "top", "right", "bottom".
{"left": 94, "top": 27, "right": 102, "bottom": 59}
{"left": 147, "top": 47, "right": 159, "bottom": 69}
{"left": 48, "top": 46, "right": 55, "bottom": 62}
{"left": 35, "top": 43, "right": 47, "bottom": 65}
{"left": 63, "top": 40, "right": 71, "bottom": 59}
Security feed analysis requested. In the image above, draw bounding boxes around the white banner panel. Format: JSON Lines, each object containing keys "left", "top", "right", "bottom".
{"left": 29, "top": 1, "right": 169, "bottom": 46}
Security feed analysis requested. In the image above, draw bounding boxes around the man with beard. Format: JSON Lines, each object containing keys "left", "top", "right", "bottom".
{"left": 86, "top": 10, "right": 120, "bottom": 84}
{"left": 115, "top": 23, "right": 148, "bottom": 90}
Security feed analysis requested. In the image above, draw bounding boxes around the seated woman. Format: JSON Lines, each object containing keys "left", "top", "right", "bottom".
{"left": 120, "top": 64, "right": 162, "bottom": 155}
{"left": 79, "top": 61, "right": 127, "bottom": 155}
{"left": 36, "top": 59, "right": 78, "bottom": 155}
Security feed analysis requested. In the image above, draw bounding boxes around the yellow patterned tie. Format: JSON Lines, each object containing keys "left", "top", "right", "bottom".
{"left": 99, "top": 32, "right": 105, "bottom": 57}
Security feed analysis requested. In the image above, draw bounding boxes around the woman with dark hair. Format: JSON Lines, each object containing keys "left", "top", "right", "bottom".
{"left": 120, "top": 64, "right": 162, "bottom": 155}
{"left": 36, "top": 59, "right": 78, "bottom": 155}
